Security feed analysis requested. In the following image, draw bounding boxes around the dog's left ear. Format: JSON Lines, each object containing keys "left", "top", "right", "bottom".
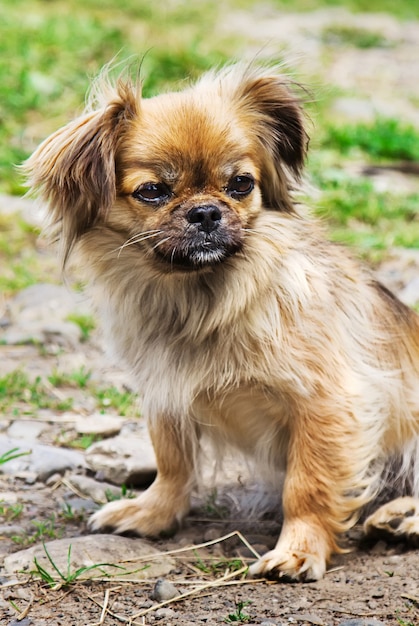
{"left": 226, "top": 68, "right": 309, "bottom": 211}
{"left": 239, "top": 74, "right": 308, "bottom": 175}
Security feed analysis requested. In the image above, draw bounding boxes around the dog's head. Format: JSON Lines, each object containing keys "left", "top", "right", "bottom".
{"left": 25, "top": 64, "right": 308, "bottom": 269}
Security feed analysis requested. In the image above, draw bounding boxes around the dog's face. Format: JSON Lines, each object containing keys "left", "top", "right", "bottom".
{"left": 25, "top": 65, "right": 308, "bottom": 270}
{"left": 114, "top": 93, "right": 262, "bottom": 268}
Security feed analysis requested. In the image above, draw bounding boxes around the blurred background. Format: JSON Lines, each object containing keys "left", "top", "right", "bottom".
{"left": 1, "top": 5, "right": 419, "bottom": 618}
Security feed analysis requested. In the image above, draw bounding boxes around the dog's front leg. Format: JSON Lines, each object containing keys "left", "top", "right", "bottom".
{"left": 250, "top": 403, "right": 357, "bottom": 581}
{"left": 89, "top": 417, "right": 196, "bottom": 536}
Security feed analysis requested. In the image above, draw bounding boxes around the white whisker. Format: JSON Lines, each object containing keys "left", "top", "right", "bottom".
{"left": 114, "top": 230, "right": 163, "bottom": 257}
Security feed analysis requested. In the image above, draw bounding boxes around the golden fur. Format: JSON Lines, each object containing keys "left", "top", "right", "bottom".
{"left": 25, "top": 63, "right": 419, "bottom": 580}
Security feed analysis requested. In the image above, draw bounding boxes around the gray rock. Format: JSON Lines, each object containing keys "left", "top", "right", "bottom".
{"left": 75, "top": 414, "right": 124, "bottom": 437}
{"left": 86, "top": 433, "right": 156, "bottom": 486}
{"left": 4, "top": 534, "right": 175, "bottom": 581}
{"left": 151, "top": 578, "right": 181, "bottom": 602}
{"left": 3, "top": 284, "right": 92, "bottom": 348}
{"left": 0, "top": 435, "right": 85, "bottom": 482}
{"left": 65, "top": 473, "right": 125, "bottom": 504}
{"left": 8, "top": 284, "right": 90, "bottom": 323}
{"left": 0, "top": 524, "right": 25, "bottom": 537}
{"left": 7, "top": 419, "right": 48, "bottom": 441}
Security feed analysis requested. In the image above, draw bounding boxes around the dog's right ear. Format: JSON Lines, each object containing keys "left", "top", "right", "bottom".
{"left": 24, "top": 80, "right": 139, "bottom": 262}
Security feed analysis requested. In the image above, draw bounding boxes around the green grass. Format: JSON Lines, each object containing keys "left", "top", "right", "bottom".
{"left": 309, "top": 163, "right": 419, "bottom": 252}
{"left": 12, "top": 515, "right": 62, "bottom": 546}
{"left": 0, "top": 368, "right": 139, "bottom": 418}
{"left": 0, "top": 214, "right": 59, "bottom": 297}
{"left": 270, "top": 0, "right": 419, "bottom": 18}
{"left": 0, "top": 447, "right": 31, "bottom": 465}
{"left": 320, "top": 24, "right": 392, "bottom": 49}
{"left": 321, "top": 118, "right": 419, "bottom": 161}
{"left": 30, "top": 542, "right": 124, "bottom": 588}
{"left": 0, "top": 370, "right": 74, "bottom": 414}
{"left": 94, "top": 385, "right": 139, "bottom": 417}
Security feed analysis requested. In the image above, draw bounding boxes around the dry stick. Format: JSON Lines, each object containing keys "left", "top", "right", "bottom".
{"left": 98, "top": 588, "right": 111, "bottom": 625}
{"left": 130, "top": 565, "right": 257, "bottom": 619}
{"left": 117, "top": 529, "right": 261, "bottom": 566}
{"left": 16, "top": 595, "right": 33, "bottom": 620}
{"left": 87, "top": 593, "right": 131, "bottom": 625}
{"left": 401, "top": 593, "right": 419, "bottom": 606}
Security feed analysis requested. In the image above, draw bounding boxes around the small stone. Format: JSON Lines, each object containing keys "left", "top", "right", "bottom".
{"left": 151, "top": 578, "right": 180, "bottom": 602}
{"left": 46, "top": 473, "right": 62, "bottom": 486}
{"left": 204, "top": 526, "right": 223, "bottom": 542}
{"left": 155, "top": 607, "right": 176, "bottom": 619}
{"left": 289, "top": 615, "right": 324, "bottom": 625}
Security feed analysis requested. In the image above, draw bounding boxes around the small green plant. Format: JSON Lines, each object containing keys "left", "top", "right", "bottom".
{"left": 67, "top": 433, "right": 100, "bottom": 450}
{"left": 0, "top": 447, "right": 31, "bottom": 465}
{"left": 12, "top": 515, "right": 61, "bottom": 546}
{"left": 225, "top": 600, "right": 251, "bottom": 623}
{"left": 30, "top": 542, "right": 124, "bottom": 589}
{"left": 66, "top": 313, "right": 96, "bottom": 342}
{"left": 396, "top": 615, "right": 415, "bottom": 626}
{"left": 204, "top": 488, "right": 229, "bottom": 519}
{"left": 321, "top": 24, "right": 391, "bottom": 48}
{"left": 194, "top": 554, "right": 246, "bottom": 576}
{"left": 60, "top": 502, "right": 86, "bottom": 522}
{"left": 0, "top": 501, "right": 24, "bottom": 520}
{"left": 48, "top": 366, "right": 92, "bottom": 389}
{"left": 94, "top": 386, "right": 139, "bottom": 417}
{"left": 105, "top": 484, "right": 136, "bottom": 502}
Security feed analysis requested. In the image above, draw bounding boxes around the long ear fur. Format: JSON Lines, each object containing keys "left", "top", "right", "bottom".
{"left": 200, "top": 65, "right": 309, "bottom": 212}
{"left": 24, "top": 79, "right": 139, "bottom": 262}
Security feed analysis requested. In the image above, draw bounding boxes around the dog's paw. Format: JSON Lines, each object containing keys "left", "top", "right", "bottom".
{"left": 89, "top": 486, "right": 188, "bottom": 537}
{"left": 364, "top": 496, "right": 419, "bottom": 547}
{"left": 248, "top": 548, "right": 326, "bottom": 582}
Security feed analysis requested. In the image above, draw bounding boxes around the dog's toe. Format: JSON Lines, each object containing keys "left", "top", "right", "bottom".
{"left": 364, "top": 496, "right": 419, "bottom": 546}
{"left": 248, "top": 548, "right": 326, "bottom": 582}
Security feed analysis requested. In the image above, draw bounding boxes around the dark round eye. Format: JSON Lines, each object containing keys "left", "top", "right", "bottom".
{"left": 227, "top": 175, "right": 254, "bottom": 198}
{"left": 132, "top": 182, "right": 171, "bottom": 204}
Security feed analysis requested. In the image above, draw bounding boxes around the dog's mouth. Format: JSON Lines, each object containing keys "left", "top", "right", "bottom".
{"left": 151, "top": 204, "right": 244, "bottom": 270}
{"left": 155, "top": 236, "right": 242, "bottom": 269}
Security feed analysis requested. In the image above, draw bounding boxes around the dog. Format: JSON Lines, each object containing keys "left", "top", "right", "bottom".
{"left": 24, "top": 63, "right": 419, "bottom": 581}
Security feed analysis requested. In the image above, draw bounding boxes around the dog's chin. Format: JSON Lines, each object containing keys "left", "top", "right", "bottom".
{"left": 154, "top": 241, "right": 242, "bottom": 271}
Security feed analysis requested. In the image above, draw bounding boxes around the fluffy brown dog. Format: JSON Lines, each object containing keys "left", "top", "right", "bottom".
{"left": 25, "top": 63, "right": 419, "bottom": 581}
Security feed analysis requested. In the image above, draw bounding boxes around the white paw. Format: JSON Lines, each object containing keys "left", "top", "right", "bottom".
{"left": 248, "top": 547, "right": 326, "bottom": 582}
{"left": 89, "top": 488, "right": 187, "bottom": 537}
{"left": 364, "top": 496, "right": 419, "bottom": 546}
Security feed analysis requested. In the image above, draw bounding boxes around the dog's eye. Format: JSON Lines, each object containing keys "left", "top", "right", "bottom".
{"left": 227, "top": 175, "right": 254, "bottom": 198}
{"left": 132, "top": 182, "right": 171, "bottom": 204}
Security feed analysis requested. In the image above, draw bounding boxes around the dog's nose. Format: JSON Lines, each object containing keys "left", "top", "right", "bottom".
{"left": 187, "top": 205, "right": 222, "bottom": 234}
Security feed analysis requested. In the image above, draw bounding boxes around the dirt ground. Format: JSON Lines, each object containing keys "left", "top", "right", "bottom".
{"left": 1, "top": 469, "right": 419, "bottom": 625}
{"left": 2, "top": 7, "right": 419, "bottom": 626}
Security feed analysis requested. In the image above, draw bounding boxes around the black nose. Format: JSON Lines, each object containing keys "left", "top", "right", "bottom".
{"left": 187, "top": 205, "right": 222, "bottom": 234}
